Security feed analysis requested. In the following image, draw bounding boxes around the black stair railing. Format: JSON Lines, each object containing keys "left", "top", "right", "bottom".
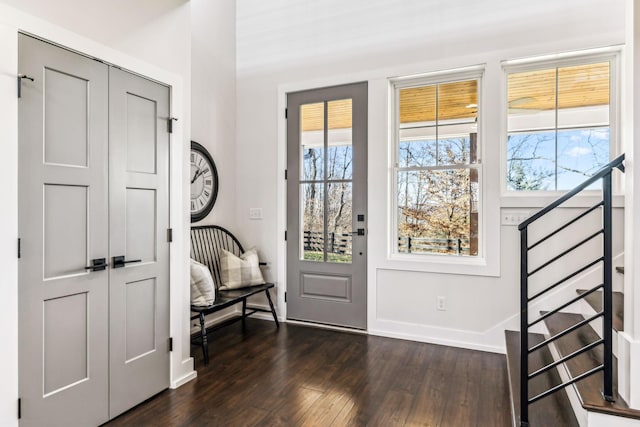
{"left": 518, "top": 154, "right": 625, "bottom": 426}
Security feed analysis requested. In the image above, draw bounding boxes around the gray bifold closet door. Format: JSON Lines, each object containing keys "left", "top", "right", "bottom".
{"left": 18, "top": 34, "right": 170, "bottom": 427}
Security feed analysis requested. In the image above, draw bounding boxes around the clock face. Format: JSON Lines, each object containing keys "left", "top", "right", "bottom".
{"left": 190, "top": 142, "right": 218, "bottom": 222}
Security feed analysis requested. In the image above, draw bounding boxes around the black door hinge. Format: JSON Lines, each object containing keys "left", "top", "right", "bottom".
{"left": 17, "top": 74, "right": 34, "bottom": 98}
{"left": 169, "top": 337, "right": 173, "bottom": 352}
{"left": 285, "top": 292, "right": 287, "bottom": 303}
{"left": 17, "top": 238, "right": 21, "bottom": 259}
{"left": 167, "top": 117, "right": 178, "bottom": 133}
{"left": 18, "top": 398, "right": 21, "bottom": 419}
{"left": 284, "top": 169, "right": 288, "bottom": 180}
{"left": 167, "top": 228, "right": 173, "bottom": 243}
{"left": 285, "top": 108, "right": 288, "bottom": 119}
{"left": 284, "top": 231, "right": 287, "bottom": 241}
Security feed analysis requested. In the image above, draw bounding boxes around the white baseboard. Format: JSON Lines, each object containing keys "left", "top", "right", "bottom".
{"left": 170, "top": 359, "right": 197, "bottom": 389}
{"left": 369, "top": 319, "right": 506, "bottom": 354}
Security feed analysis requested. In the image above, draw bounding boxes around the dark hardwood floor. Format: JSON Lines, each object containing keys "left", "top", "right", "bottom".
{"left": 106, "top": 319, "right": 512, "bottom": 427}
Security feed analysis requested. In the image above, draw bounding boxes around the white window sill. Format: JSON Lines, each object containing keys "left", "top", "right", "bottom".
{"left": 384, "top": 253, "right": 500, "bottom": 277}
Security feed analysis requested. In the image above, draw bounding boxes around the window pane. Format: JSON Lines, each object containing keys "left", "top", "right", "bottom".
{"left": 437, "top": 136, "right": 470, "bottom": 165}
{"left": 301, "top": 183, "right": 324, "bottom": 261}
{"left": 438, "top": 80, "right": 477, "bottom": 121}
{"left": 327, "top": 99, "right": 353, "bottom": 180}
{"left": 327, "top": 182, "right": 352, "bottom": 263}
{"left": 557, "top": 127, "right": 609, "bottom": 190}
{"left": 558, "top": 62, "right": 609, "bottom": 128}
{"left": 398, "top": 139, "right": 437, "bottom": 168}
{"left": 437, "top": 81, "right": 477, "bottom": 166}
{"left": 400, "top": 85, "right": 436, "bottom": 124}
{"left": 397, "top": 169, "right": 474, "bottom": 256}
{"left": 506, "top": 131, "right": 556, "bottom": 190}
{"left": 300, "top": 102, "right": 324, "bottom": 181}
{"left": 507, "top": 68, "right": 556, "bottom": 132}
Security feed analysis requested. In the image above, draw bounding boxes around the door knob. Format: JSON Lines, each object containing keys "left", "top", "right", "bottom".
{"left": 112, "top": 255, "right": 142, "bottom": 268}
{"left": 85, "top": 258, "right": 108, "bottom": 271}
{"left": 351, "top": 229, "right": 365, "bottom": 236}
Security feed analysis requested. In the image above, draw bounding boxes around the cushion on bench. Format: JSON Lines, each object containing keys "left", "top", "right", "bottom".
{"left": 219, "top": 248, "right": 264, "bottom": 289}
{"left": 190, "top": 259, "right": 216, "bottom": 306}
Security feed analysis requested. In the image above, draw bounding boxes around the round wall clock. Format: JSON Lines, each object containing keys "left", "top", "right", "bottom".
{"left": 190, "top": 141, "right": 219, "bottom": 223}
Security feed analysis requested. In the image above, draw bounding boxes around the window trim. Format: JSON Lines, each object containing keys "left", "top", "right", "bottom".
{"left": 389, "top": 66, "right": 487, "bottom": 268}
{"left": 500, "top": 48, "right": 622, "bottom": 198}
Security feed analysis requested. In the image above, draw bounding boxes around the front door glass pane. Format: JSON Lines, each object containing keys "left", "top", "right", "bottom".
{"left": 301, "top": 183, "right": 324, "bottom": 261}
{"left": 327, "top": 99, "right": 353, "bottom": 264}
{"left": 327, "top": 182, "right": 352, "bottom": 263}
{"left": 300, "top": 103, "right": 325, "bottom": 181}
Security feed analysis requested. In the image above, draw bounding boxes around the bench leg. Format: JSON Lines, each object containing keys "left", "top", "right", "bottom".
{"left": 242, "top": 298, "right": 247, "bottom": 328}
{"left": 199, "top": 312, "right": 209, "bottom": 365}
{"left": 265, "top": 289, "right": 279, "bottom": 328}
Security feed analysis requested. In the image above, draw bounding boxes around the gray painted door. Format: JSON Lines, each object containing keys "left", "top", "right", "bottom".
{"left": 18, "top": 35, "right": 170, "bottom": 425}
{"left": 18, "top": 34, "right": 110, "bottom": 426}
{"left": 108, "top": 67, "right": 170, "bottom": 418}
{"left": 286, "top": 82, "right": 368, "bottom": 329}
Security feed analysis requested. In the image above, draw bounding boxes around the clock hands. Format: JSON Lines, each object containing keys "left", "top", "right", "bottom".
{"left": 191, "top": 168, "right": 205, "bottom": 184}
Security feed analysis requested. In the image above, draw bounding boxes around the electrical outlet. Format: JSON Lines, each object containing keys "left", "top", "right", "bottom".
{"left": 249, "top": 208, "right": 263, "bottom": 220}
{"left": 501, "top": 210, "right": 530, "bottom": 226}
{"left": 437, "top": 296, "right": 446, "bottom": 311}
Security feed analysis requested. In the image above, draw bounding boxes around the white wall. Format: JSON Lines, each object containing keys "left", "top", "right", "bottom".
{"left": 235, "top": 0, "right": 627, "bottom": 351}
{"left": 0, "top": 1, "right": 193, "bottom": 425}
{"left": 191, "top": 0, "right": 237, "bottom": 228}
{"left": 189, "top": 0, "right": 240, "bottom": 329}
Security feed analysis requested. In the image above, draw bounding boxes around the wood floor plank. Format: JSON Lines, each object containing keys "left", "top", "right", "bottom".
{"left": 106, "top": 319, "right": 512, "bottom": 427}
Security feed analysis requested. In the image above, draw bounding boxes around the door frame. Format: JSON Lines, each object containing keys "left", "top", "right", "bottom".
{"left": 277, "top": 76, "right": 371, "bottom": 328}
{"left": 0, "top": 14, "right": 195, "bottom": 415}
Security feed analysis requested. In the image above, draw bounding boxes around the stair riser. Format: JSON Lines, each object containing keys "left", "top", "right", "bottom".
{"left": 589, "top": 412, "right": 640, "bottom": 426}
{"left": 580, "top": 299, "right": 619, "bottom": 357}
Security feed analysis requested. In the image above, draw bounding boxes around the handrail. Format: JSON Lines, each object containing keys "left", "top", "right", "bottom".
{"left": 518, "top": 155, "right": 624, "bottom": 426}
{"left": 518, "top": 154, "right": 625, "bottom": 231}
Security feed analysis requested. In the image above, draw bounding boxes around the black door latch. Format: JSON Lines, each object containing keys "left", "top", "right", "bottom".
{"left": 85, "top": 258, "right": 108, "bottom": 271}
{"left": 112, "top": 255, "right": 142, "bottom": 268}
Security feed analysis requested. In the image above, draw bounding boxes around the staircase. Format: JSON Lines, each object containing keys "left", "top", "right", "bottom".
{"left": 504, "top": 154, "right": 640, "bottom": 426}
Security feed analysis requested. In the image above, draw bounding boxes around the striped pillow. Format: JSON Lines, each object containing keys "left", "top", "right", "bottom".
{"left": 219, "top": 248, "right": 265, "bottom": 290}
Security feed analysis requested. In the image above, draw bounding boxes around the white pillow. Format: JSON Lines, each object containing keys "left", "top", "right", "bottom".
{"left": 190, "top": 259, "right": 216, "bottom": 306}
{"left": 219, "top": 248, "right": 265, "bottom": 290}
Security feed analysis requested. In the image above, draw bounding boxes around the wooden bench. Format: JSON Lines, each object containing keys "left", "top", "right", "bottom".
{"left": 190, "top": 225, "right": 279, "bottom": 364}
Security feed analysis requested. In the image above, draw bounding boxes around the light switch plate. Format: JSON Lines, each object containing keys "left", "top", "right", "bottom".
{"left": 249, "top": 208, "right": 263, "bottom": 220}
{"left": 501, "top": 210, "right": 530, "bottom": 226}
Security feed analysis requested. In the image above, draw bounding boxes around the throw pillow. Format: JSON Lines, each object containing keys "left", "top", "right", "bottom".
{"left": 190, "top": 259, "right": 216, "bottom": 306}
{"left": 220, "top": 248, "right": 265, "bottom": 290}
